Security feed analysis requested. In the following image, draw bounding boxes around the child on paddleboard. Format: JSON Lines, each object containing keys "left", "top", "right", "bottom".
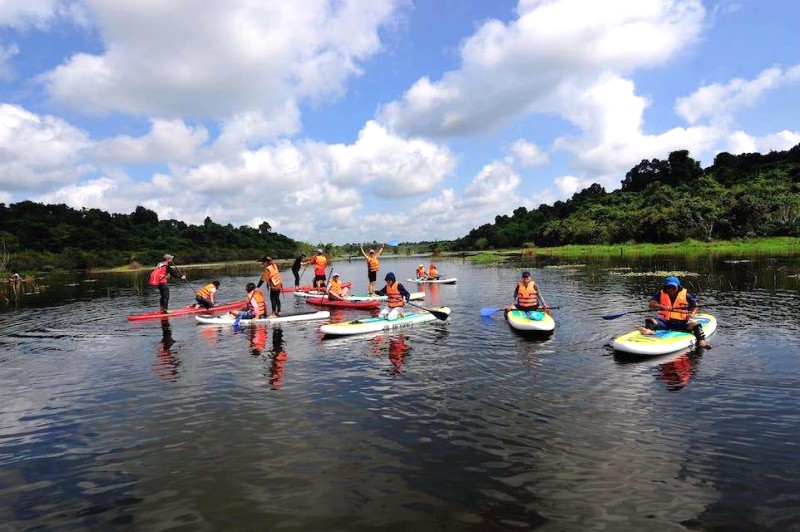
{"left": 638, "top": 276, "right": 711, "bottom": 349}
{"left": 375, "top": 272, "right": 410, "bottom": 320}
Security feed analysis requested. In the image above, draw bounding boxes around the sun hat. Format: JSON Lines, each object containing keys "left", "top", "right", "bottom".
{"left": 317, "top": 249, "right": 323, "bottom": 253}
{"left": 368, "top": 249, "right": 375, "bottom": 253}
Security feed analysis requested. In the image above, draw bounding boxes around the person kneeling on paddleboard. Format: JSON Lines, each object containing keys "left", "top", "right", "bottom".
{"left": 375, "top": 272, "right": 410, "bottom": 320}
{"left": 638, "top": 276, "right": 711, "bottom": 349}
{"left": 227, "top": 282, "right": 266, "bottom": 320}
{"left": 193, "top": 280, "right": 220, "bottom": 309}
{"left": 506, "top": 271, "right": 549, "bottom": 314}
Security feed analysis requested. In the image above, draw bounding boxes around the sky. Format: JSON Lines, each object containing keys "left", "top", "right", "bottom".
{"left": 0, "top": 0, "right": 798, "bottom": 245}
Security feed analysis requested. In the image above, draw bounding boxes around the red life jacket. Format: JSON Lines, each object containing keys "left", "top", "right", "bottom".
{"left": 148, "top": 262, "right": 169, "bottom": 286}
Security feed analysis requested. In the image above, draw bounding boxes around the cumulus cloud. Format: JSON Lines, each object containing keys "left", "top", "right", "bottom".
{"left": 724, "top": 129, "right": 800, "bottom": 155}
{"left": 508, "top": 139, "right": 548, "bottom": 167}
{"left": 95, "top": 119, "right": 209, "bottom": 164}
{"left": 676, "top": 65, "right": 800, "bottom": 125}
{"left": 379, "top": 0, "right": 705, "bottom": 137}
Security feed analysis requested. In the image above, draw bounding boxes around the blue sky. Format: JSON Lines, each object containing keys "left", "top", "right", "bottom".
{"left": 0, "top": 0, "right": 798, "bottom": 244}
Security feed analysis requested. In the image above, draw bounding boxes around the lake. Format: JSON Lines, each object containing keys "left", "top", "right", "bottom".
{"left": 1, "top": 253, "right": 799, "bottom": 530}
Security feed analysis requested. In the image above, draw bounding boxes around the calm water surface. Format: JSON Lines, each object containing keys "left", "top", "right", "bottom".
{"left": 1, "top": 254, "right": 799, "bottom": 531}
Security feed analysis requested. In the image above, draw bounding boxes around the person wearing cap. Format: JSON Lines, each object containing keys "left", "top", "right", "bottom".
{"left": 193, "top": 280, "right": 220, "bottom": 309}
{"left": 309, "top": 249, "right": 328, "bottom": 290}
{"left": 150, "top": 254, "right": 186, "bottom": 314}
{"left": 507, "top": 271, "right": 549, "bottom": 312}
{"left": 326, "top": 272, "right": 350, "bottom": 301}
{"left": 257, "top": 256, "right": 283, "bottom": 317}
{"left": 415, "top": 264, "right": 427, "bottom": 280}
{"left": 375, "top": 272, "right": 410, "bottom": 320}
{"left": 359, "top": 243, "right": 385, "bottom": 295}
{"left": 639, "top": 276, "right": 710, "bottom": 349}
{"left": 427, "top": 263, "right": 440, "bottom": 280}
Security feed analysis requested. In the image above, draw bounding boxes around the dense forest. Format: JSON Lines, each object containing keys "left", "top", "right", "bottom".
{"left": 453, "top": 145, "right": 800, "bottom": 250}
{"left": 0, "top": 203, "right": 301, "bottom": 271}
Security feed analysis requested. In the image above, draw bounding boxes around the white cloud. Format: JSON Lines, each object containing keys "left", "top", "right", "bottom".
{"left": 724, "top": 129, "right": 800, "bottom": 155}
{"left": 0, "top": 43, "right": 19, "bottom": 80}
{"left": 0, "top": 103, "right": 93, "bottom": 192}
{"left": 95, "top": 119, "right": 209, "bottom": 164}
{"left": 509, "top": 139, "right": 548, "bottom": 167}
{"left": 379, "top": 0, "right": 705, "bottom": 137}
{"left": 40, "top": 0, "right": 406, "bottom": 124}
{"left": 675, "top": 65, "right": 800, "bottom": 124}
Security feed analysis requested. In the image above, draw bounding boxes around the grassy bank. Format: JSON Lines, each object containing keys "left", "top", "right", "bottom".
{"left": 469, "top": 237, "right": 800, "bottom": 261}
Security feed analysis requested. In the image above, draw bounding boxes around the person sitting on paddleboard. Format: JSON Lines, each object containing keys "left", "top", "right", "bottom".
{"left": 506, "top": 271, "right": 549, "bottom": 313}
{"left": 309, "top": 249, "right": 328, "bottom": 290}
{"left": 326, "top": 272, "right": 350, "bottom": 301}
{"left": 375, "top": 272, "right": 410, "bottom": 320}
{"left": 149, "top": 254, "right": 186, "bottom": 314}
{"left": 638, "top": 276, "right": 710, "bottom": 349}
{"left": 415, "top": 264, "right": 427, "bottom": 280}
{"left": 427, "top": 263, "right": 440, "bottom": 280}
{"left": 360, "top": 243, "right": 385, "bottom": 295}
{"left": 193, "top": 280, "right": 220, "bottom": 309}
{"left": 257, "top": 256, "right": 283, "bottom": 317}
{"left": 228, "top": 282, "right": 266, "bottom": 320}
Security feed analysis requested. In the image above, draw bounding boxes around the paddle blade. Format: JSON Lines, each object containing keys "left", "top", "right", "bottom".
{"left": 386, "top": 239, "right": 399, "bottom": 246}
{"left": 480, "top": 307, "right": 500, "bottom": 317}
{"left": 601, "top": 311, "right": 628, "bottom": 320}
{"left": 428, "top": 308, "right": 450, "bottom": 321}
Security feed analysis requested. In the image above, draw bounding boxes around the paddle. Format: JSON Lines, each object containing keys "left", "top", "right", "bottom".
{"left": 601, "top": 306, "right": 705, "bottom": 320}
{"left": 405, "top": 300, "right": 449, "bottom": 321}
{"left": 482, "top": 306, "right": 559, "bottom": 317}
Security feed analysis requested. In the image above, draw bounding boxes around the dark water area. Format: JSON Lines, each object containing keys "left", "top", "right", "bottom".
{"left": 1, "top": 253, "right": 799, "bottom": 530}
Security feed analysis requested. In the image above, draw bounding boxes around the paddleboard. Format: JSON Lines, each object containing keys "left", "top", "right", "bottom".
{"left": 281, "top": 285, "right": 314, "bottom": 293}
{"left": 195, "top": 310, "right": 330, "bottom": 325}
{"left": 127, "top": 300, "right": 245, "bottom": 321}
{"left": 406, "top": 277, "right": 457, "bottom": 285}
{"left": 505, "top": 309, "right": 555, "bottom": 333}
{"left": 319, "top": 307, "right": 451, "bottom": 336}
{"left": 612, "top": 313, "right": 717, "bottom": 356}
{"left": 305, "top": 297, "right": 380, "bottom": 309}
{"left": 295, "top": 290, "right": 425, "bottom": 301}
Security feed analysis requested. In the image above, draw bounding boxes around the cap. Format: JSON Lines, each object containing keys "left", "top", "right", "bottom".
{"left": 163, "top": 254, "right": 174, "bottom": 260}
{"left": 522, "top": 271, "right": 531, "bottom": 277}
{"left": 368, "top": 248, "right": 375, "bottom": 254}
{"left": 317, "top": 249, "right": 323, "bottom": 253}
{"left": 664, "top": 276, "right": 680, "bottom": 287}
{"left": 419, "top": 264, "right": 424, "bottom": 268}
{"left": 332, "top": 272, "right": 340, "bottom": 277}
{"left": 263, "top": 256, "right": 273, "bottom": 262}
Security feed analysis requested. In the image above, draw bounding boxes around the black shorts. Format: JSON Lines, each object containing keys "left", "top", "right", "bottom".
{"left": 314, "top": 274, "right": 326, "bottom": 284}
{"left": 368, "top": 270, "right": 377, "bottom": 282}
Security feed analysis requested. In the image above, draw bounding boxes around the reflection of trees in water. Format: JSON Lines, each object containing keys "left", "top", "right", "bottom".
{"left": 153, "top": 320, "right": 181, "bottom": 383}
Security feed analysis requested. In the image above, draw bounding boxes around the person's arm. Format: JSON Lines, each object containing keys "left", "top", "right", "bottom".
{"left": 257, "top": 267, "right": 269, "bottom": 288}
{"left": 375, "top": 285, "right": 388, "bottom": 296}
{"left": 168, "top": 264, "right": 185, "bottom": 279}
{"left": 648, "top": 292, "right": 665, "bottom": 310}
{"left": 685, "top": 293, "right": 698, "bottom": 316}
{"left": 359, "top": 246, "right": 368, "bottom": 259}
{"left": 398, "top": 283, "right": 411, "bottom": 302}
{"left": 376, "top": 244, "right": 385, "bottom": 257}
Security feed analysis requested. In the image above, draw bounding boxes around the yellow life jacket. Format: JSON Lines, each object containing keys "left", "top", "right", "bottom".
{"left": 249, "top": 289, "right": 266, "bottom": 317}
{"left": 517, "top": 280, "right": 539, "bottom": 307}
{"left": 367, "top": 256, "right": 380, "bottom": 272}
{"left": 658, "top": 288, "right": 689, "bottom": 321}
{"left": 196, "top": 283, "right": 216, "bottom": 299}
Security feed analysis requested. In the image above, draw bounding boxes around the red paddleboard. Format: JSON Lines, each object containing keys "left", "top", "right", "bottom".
{"left": 282, "top": 282, "right": 350, "bottom": 293}
{"left": 305, "top": 297, "right": 380, "bottom": 309}
{"left": 127, "top": 300, "right": 245, "bottom": 321}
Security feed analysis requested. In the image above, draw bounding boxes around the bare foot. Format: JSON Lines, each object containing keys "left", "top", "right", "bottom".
{"left": 637, "top": 327, "right": 654, "bottom": 335}
{"left": 697, "top": 340, "right": 712, "bottom": 350}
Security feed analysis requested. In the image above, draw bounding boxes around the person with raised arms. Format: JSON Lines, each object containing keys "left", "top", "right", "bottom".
{"left": 638, "top": 276, "right": 711, "bottom": 349}
{"left": 374, "top": 272, "right": 410, "bottom": 321}
{"left": 360, "top": 243, "right": 385, "bottom": 295}
{"left": 257, "top": 256, "right": 283, "bottom": 317}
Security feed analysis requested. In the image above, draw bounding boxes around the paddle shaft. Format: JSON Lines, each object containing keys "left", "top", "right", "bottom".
{"left": 404, "top": 299, "right": 449, "bottom": 321}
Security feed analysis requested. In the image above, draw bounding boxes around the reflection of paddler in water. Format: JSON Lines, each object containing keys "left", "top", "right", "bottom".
{"left": 269, "top": 328, "right": 288, "bottom": 389}
{"left": 248, "top": 326, "right": 268, "bottom": 356}
{"left": 659, "top": 351, "right": 702, "bottom": 390}
{"left": 370, "top": 334, "right": 411, "bottom": 374}
{"left": 154, "top": 320, "right": 181, "bottom": 382}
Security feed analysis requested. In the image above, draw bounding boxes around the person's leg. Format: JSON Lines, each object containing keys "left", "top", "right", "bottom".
{"left": 638, "top": 317, "right": 664, "bottom": 335}
{"left": 271, "top": 290, "right": 281, "bottom": 315}
{"left": 293, "top": 270, "right": 300, "bottom": 287}
{"left": 159, "top": 284, "right": 170, "bottom": 311}
{"left": 687, "top": 321, "right": 710, "bottom": 349}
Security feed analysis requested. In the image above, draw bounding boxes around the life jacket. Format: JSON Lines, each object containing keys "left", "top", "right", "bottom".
{"left": 658, "top": 288, "right": 689, "bottom": 321}
{"left": 367, "top": 256, "right": 380, "bottom": 272}
{"left": 328, "top": 279, "right": 344, "bottom": 298}
{"left": 264, "top": 263, "right": 283, "bottom": 289}
{"left": 386, "top": 281, "right": 405, "bottom": 308}
{"left": 196, "top": 283, "right": 216, "bottom": 299}
{"left": 415, "top": 267, "right": 426, "bottom": 279}
{"left": 148, "top": 262, "right": 169, "bottom": 286}
{"left": 428, "top": 266, "right": 438, "bottom": 278}
{"left": 516, "top": 280, "right": 539, "bottom": 308}
{"left": 248, "top": 289, "right": 266, "bottom": 317}
{"left": 312, "top": 255, "right": 327, "bottom": 275}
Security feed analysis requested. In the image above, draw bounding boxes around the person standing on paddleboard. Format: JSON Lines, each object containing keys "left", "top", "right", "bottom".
{"left": 291, "top": 255, "right": 306, "bottom": 288}
{"left": 309, "top": 249, "right": 328, "bottom": 290}
{"left": 506, "top": 271, "right": 549, "bottom": 313}
{"left": 638, "top": 276, "right": 711, "bottom": 349}
{"left": 257, "top": 256, "right": 283, "bottom": 317}
{"left": 149, "top": 254, "right": 186, "bottom": 314}
{"left": 360, "top": 243, "right": 385, "bottom": 295}
{"left": 375, "top": 272, "right": 410, "bottom": 320}
{"left": 193, "top": 280, "right": 220, "bottom": 309}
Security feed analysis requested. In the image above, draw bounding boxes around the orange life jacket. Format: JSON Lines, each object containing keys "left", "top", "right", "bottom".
{"left": 329, "top": 279, "right": 344, "bottom": 297}
{"left": 516, "top": 280, "right": 539, "bottom": 307}
{"left": 415, "top": 267, "right": 425, "bottom": 279}
{"left": 262, "top": 263, "right": 283, "bottom": 289}
{"left": 248, "top": 289, "right": 266, "bottom": 317}
{"left": 367, "top": 256, "right": 380, "bottom": 272}
{"left": 312, "top": 255, "right": 327, "bottom": 275}
{"left": 658, "top": 288, "right": 689, "bottom": 321}
{"left": 386, "top": 281, "right": 405, "bottom": 308}
{"left": 196, "top": 283, "right": 216, "bottom": 299}
{"left": 428, "top": 266, "right": 438, "bottom": 278}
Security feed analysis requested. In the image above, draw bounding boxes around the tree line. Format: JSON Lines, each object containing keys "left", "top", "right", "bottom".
{"left": 0, "top": 203, "right": 301, "bottom": 271}
{"left": 452, "top": 145, "right": 800, "bottom": 250}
